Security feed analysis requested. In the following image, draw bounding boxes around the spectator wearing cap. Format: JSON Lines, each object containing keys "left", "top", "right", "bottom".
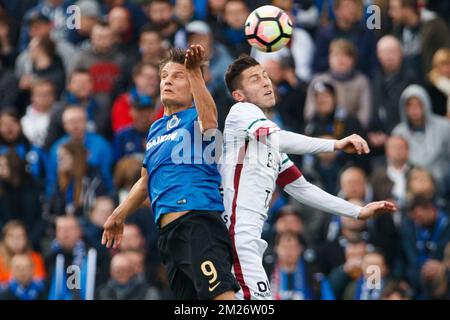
{"left": 400, "top": 195, "right": 450, "bottom": 297}
{"left": 312, "top": 0, "right": 377, "bottom": 77}
{"left": 305, "top": 39, "right": 372, "bottom": 129}
{"left": 146, "top": 0, "right": 187, "bottom": 49}
{"left": 270, "top": 231, "right": 335, "bottom": 300}
{"left": 389, "top": 0, "right": 450, "bottom": 81}
{"left": 368, "top": 36, "right": 418, "bottom": 157}
{"left": 67, "top": 0, "right": 102, "bottom": 48}
{"left": 112, "top": 62, "right": 161, "bottom": 133}
{"left": 113, "top": 90, "right": 155, "bottom": 164}
{"left": 45, "top": 68, "right": 112, "bottom": 150}
{"left": 15, "top": 10, "right": 77, "bottom": 79}
{"left": 19, "top": 0, "right": 74, "bottom": 52}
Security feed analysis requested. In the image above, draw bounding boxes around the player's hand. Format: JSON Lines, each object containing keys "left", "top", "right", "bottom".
{"left": 102, "top": 212, "right": 125, "bottom": 249}
{"left": 358, "top": 201, "right": 397, "bottom": 221}
{"left": 184, "top": 44, "right": 205, "bottom": 70}
{"left": 334, "top": 134, "right": 370, "bottom": 155}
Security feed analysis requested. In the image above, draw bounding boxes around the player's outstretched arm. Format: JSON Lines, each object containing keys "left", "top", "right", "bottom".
{"left": 273, "top": 131, "right": 370, "bottom": 156}
{"left": 279, "top": 169, "right": 396, "bottom": 220}
{"left": 102, "top": 168, "right": 149, "bottom": 249}
{"left": 184, "top": 44, "right": 217, "bottom": 132}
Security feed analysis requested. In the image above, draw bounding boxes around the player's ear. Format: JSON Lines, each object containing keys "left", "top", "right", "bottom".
{"left": 232, "top": 89, "right": 245, "bottom": 102}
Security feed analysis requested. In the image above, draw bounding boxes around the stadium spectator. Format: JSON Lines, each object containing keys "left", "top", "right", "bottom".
{"left": 0, "top": 221, "right": 46, "bottom": 286}
{"left": 47, "top": 106, "right": 113, "bottom": 198}
{"left": 426, "top": 48, "right": 450, "bottom": 118}
{"left": 96, "top": 251, "right": 159, "bottom": 300}
{"left": 46, "top": 215, "right": 108, "bottom": 300}
{"left": 113, "top": 157, "right": 142, "bottom": 204}
{"left": 312, "top": 0, "right": 377, "bottom": 77}
{"left": 17, "top": 36, "right": 66, "bottom": 101}
{"left": 72, "top": 22, "right": 127, "bottom": 109}
{"left": 381, "top": 280, "right": 413, "bottom": 300}
{"left": 389, "top": 0, "right": 450, "bottom": 80}
{"left": 0, "top": 254, "right": 46, "bottom": 300}
{"left": 15, "top": 10, "right": 76, "bottom": 77}
{"left": 393, "top": 84, "right": 450, "bottom": 183}
{"left": 45, "top": 68, "right": 112, "bottom": 149}
{"left": 0, "top": 109, "right": 48, "bottom": 183}
{"left": 113, "top": 97, "right": 154, "bottom": 163}
{"left": 218, "top": 0, "right": 251, "bottom": 57}
{"left": 0, "top": 10, "right": 17, "bottom": 68}
{"left": 112, "top": 62, "right": 161, "bottom": 133}
{"left": 175, "top": 0, "right": 195, "bottom": 25}
{"left": 328, "top": 239, "right": 368, "bottom": 299}
{"left": 369, "top": 35, "right": 418, "bottom": 154}
{"left": 370, "top": 135, "right": 411, "bottom": 213}
{"left": 146, "top": 0, "right": 187, "bottom": 48}
{"left": 20, "top": 79, "right": 58, "bottom": 147}
{"left": 66, "top": 0, "right": 102, "bottom": 48}
{"left": 305, "top": 39, "right": 372, "bottom": 129}
{"left": 47, "top": 141, "right": 109, "bottom": 217}
{"left": 0, "top": 151, "right": 45, "bottom": 248}
{"left": 271, "top": 231, "right": 335, "bottom": 300}
{"left": 342, "top": 250, "right": 395, "bottom": 300}
{"left": 138, "top": 26, "right": 168, "bottom": 66}
{"left": 107, "top": 6, "right": 140, "bottom": 64}
{"left": 420, "top": 242, "right": 450, "bottom": 299}
{"left": 400, "top": 195, "right": 450, "bottom": 297}
{"left": 206, "top": 0, "right": 226, "bottom": 36}
{"left": 186, "top": 20, "right": 233, "bottom": 95}
{"left": 0, "top": 63, "right": 19, "bottom": 110}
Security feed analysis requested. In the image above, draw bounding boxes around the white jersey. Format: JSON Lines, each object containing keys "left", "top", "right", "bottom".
{"left": 219, "top": 102, "right": 301, "bottom": 300}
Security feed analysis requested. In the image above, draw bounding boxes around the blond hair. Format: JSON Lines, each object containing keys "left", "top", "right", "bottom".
{"left": 429, "top": 48, "right": 450, "bottom": 83}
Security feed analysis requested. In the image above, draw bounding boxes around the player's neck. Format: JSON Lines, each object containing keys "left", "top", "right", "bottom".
{"left": 164, "top": 104, "right": 191, "bottom": 116}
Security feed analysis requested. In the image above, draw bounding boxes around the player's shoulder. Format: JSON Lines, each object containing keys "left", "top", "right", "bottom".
{"left": 225, "top": 102, "right": 266, "bottom": 128}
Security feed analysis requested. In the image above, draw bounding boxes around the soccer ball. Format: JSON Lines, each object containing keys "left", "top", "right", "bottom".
{"left": 245, "top": 5, "right": 293, "bottom": 53}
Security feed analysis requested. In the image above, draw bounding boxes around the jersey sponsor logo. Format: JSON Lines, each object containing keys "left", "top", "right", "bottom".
{"left": 167, "top": 115, "right": 181, "bottom": 130}
{"left": 146, "top": 132, "right": 178, "bottom": 150}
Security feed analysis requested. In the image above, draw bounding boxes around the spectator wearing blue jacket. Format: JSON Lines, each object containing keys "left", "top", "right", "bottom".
{"left": 312, "top": 0, "right": 377, "bottom": 77}
{"left": 400, "top": 195, "right": 450, "bottom": 298}
{"left": 113, "top": 93, "right": 155, "bottom": 164}
{"left": 47, "top": 105, "right": 113, "bottom": 198}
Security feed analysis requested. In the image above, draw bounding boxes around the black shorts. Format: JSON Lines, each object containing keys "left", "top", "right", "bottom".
{"left": 158, "top": 210, "right": 240, "bottom": 300}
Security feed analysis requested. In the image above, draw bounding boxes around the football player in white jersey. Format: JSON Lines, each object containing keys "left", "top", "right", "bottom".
{"left": 220, "top": 55, "right": 397, "bottom": 300}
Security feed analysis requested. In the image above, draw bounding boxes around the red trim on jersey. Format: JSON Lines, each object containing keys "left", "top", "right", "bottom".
{"left": 229, "top": 141, "right": 251, "bottom": 300}
{"left": 276, "top": 165, "right": 303, "bottom": 188}
{"left": 254, "top": 126, "right": 278, "bottom": 142}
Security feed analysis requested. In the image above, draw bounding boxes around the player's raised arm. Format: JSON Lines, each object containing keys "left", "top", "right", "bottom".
{"left": 102, "top": 168, "right": 149, "bottom": 249}
{"left": 184, "top": 44, "right": 218, "bottom": 132}
{"left": 276, "top": 161, "right": 396, "bottom": 220}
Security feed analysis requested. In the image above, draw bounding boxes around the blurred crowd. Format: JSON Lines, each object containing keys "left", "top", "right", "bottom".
{"left": 0, "top": 0, "right": 449, "bottom": 300}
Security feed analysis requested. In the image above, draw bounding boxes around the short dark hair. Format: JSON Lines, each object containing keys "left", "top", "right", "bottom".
{"left": 225, "top": 54, "right": 260, "bottom": 94}
{"left": 407, "top": 195, "right": 435, "bottom": 212}
{"left": 401, "top": 0, "right": 420, "bottom": 14}
{"left": 150, "top": 0, "right": 172, "bottom": 7}
{"left": 132, "top": 61, "right": 158, "bottom": 78}
{"left": 140, "top": 24, "right": 163, "bottom": 39}
{"left": 275, "top": 230, "right": 306, "bottom": 247}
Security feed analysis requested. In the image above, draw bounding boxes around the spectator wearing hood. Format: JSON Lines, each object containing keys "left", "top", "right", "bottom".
{"left": 392, "top": 84, "right": 450, "bottom": 184}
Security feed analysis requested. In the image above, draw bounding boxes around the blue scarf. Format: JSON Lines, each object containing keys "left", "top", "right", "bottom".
{"left": 8, "top": 279, "right": 45, "bottom": 300}
{"left": 415, "top": 211, "right": 448, "bottom": 267}
{"left": 272, "top": 258, "right": 312, "bottom": 300}
{"left": 354, "top": 277, "right": 385, "bottom": 300}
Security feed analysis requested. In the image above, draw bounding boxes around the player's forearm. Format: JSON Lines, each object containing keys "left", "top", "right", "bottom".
{"left": 283, "top": 176, "right": 361, "bottom": 219}
{"left": 187, "top": 69, "right": 218, "bottom": 132}
{"left": 274, "top": 130, "right": 336, "bottom": 154}
{"left": 112, "top": 177, "right": 148, "bottom": 221}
